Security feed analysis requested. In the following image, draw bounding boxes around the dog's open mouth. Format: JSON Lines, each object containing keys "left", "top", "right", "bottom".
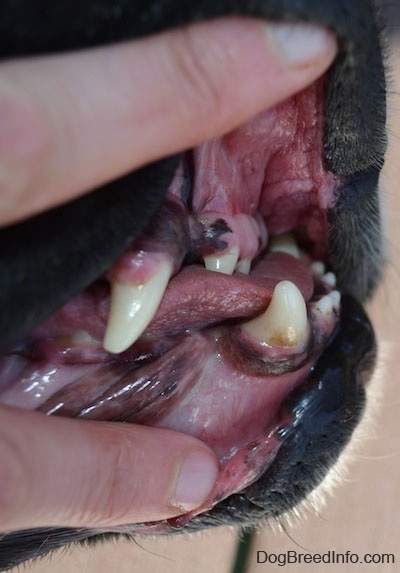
{"left": 0, "top": 76, "right": 377, "bottom": 531}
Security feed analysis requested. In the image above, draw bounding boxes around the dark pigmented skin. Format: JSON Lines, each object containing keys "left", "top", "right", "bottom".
{"left": 0, "top": 0, "right": 388, "bottom": 570}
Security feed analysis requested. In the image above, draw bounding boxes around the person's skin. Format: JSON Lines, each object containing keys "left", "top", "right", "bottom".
{"left": 0, "top": 18, "right": 336, "bottom": 533}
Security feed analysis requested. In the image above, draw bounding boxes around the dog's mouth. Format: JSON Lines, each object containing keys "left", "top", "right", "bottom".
{"left": 0, "top": 76, "right": 377, "bottom": 531}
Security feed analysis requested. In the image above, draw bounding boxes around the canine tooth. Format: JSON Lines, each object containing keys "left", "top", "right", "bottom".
{"left": 269, "top": 233, "right": 300, "bottom": 259}
{"left": 311, "top": 261, "right": 326, "bottom": 275}
{"left": 203, "top": 246, "right": 239, "bottom": 275}
{"left": 316, "top": 295, "right": 333, "bottom": 315}
{"left": 243, "top": 280, "right": 308, "bottom": 347}
{"left": 236, "top": 258, "right": 251, "bottom": 275}
{"left": 103, "top": 261, "right": 172, "bottom": 354}
{"left": 322, "top": 272, "right": 337, "bottom": 288}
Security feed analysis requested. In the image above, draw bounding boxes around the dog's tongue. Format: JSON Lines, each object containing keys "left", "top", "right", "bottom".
{"left": 32, "top": 252, "right": 313, "bottom": 343}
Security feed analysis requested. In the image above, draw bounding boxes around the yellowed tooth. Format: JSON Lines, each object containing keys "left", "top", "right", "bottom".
{"left": 243, "top": 280, "right": 308, "bottom": 347}
{"left": 103, "top": 260, "right": 172, "bottom": 354}
{"left": 236, "top": 257, "right": 251, "bottom": 275}
{"left": 203, "top": 245, "right": 240, "bottom": 275}
{"left": 269, "top": 233, "right": 300, "bottom": 259}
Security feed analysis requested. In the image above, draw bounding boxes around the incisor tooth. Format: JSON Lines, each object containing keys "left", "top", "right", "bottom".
{"left": 236, "top": 257, "right": 251, "bottom": 275}
{"left": 203, "top": 246, "right": 239, "bottom": 275}
{"left": 103, "top": 260, "right": 172, "bottom": 354}
{"left": 243, "top": 280, "right": 308, "bottom": 347}
{"left": 269, "top": 233, "right": 300, "bottom": 259}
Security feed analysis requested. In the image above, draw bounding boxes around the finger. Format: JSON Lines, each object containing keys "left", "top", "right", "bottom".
{"left": 0, "top": 404, "right": 219, "bottom": 531}
{"left": 0, "top": 18, "right": 336, "bottom": 225}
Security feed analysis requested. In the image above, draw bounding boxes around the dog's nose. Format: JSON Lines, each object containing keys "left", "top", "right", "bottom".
{"left": 0, "top": 157, "right": 179, "bottom": 353}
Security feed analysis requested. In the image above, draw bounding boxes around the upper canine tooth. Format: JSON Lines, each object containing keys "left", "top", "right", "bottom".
{"left": 243, "top": 280, "right": 308, "bottom": 347}
{"left": 103, "top": 260, "right": 172, "bottom": 354}
{"left": 203, "top": 246, "right": 239, "bottom": 275}
{"left": 269, "top": 233, "right": 300, "bottom": 259}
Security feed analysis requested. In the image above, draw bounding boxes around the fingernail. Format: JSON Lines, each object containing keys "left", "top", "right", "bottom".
{"left": 267, "top": 22, "right": 336, "bottom": 67}
{"left": 172, "top": 450, "right": 219, "bottom": 511}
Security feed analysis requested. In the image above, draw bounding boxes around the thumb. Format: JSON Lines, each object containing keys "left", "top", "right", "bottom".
{"left": 0, "top": 404, "right": 219, "bottom": 531}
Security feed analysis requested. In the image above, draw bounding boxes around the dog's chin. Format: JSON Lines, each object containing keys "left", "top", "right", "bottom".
{"left": 0, "top": 74, "right": 378, "bottom": 535}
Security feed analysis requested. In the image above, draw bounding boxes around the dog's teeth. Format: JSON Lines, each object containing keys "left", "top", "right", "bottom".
{"left": 315, "top": 290, "right": 341, "bottom": 316}
{"left": 311, "top": 261, "right": 326, "bottom": 275}
{"left": 330, "top": 290, "right": 341, "bottom": 310}
{"left": 103, "top": 261, "right": 172, "bottom": 354}
{"left": 243, "top": 280, "right": 308, "bottom": 347}
{"left": 322, "top": 271, "right": 337, "bottom": 288}
{"left": 203, "top": 246, "right": 239, "bottom": 275}
{"left": 268, "top": 233, "right": 300, "bottom": 259}
{"left": 236, "top": 257, "right": 251, "bottom": 275}
{"left": 71, "top": 330, "right": 97, "bottom": 345}
{"left": 315, "top": 295, "right": 333, "bottom": 315}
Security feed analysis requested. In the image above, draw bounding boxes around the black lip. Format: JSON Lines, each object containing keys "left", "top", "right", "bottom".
{"left": 179, "top": 294, "right": 376, "bottom": 529}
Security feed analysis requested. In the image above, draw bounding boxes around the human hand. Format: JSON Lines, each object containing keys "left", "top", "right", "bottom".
{"left": 0, "top": 18, "right": 336, "bottom": 532}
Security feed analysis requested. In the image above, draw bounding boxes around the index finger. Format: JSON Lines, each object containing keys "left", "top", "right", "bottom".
{"left": 0, "top": 18, "right": 336, "bottom": 225}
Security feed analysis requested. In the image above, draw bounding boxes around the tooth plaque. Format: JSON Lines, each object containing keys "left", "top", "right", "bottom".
{"left": 243, "top": 280, "right": 308, "bottom": 348}
{"left": 103, "top": 260, "right": 172, "bottom": 354}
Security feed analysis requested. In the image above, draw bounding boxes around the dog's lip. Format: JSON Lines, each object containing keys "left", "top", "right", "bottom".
{"left": 88, "top": 295, "right": 376, "bottom": 535}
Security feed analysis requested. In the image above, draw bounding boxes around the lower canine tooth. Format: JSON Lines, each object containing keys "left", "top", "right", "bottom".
{"left": 103, "top": 260, "right": 172, "bottom": 354}
{"left": 203, "top": 246, "right": 239, "bottom": 275}
{"left": 269, "top": 233, "right": 300, "bottom": 259}
{"left": 243, "top": 280, "right": 308, "bottom": 347}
